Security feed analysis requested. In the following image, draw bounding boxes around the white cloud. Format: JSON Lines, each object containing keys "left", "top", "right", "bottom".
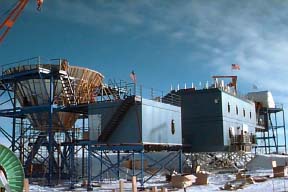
{"left": 32, "top": 0, "right": 288, "bottom": 104}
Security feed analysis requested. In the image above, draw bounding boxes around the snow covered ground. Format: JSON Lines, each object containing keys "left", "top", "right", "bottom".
{"left": 28, "top": 154, "right": 288, "bottom": 191}
{"left": 29, "top": 172, "right": 288, "bottom": 191}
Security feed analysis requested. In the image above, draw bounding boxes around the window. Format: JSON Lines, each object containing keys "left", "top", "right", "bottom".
{"left": 250, "top": 111, "right": 252, "bottom": 119}
{"left": 236, "top": 106, "right": 238, "bottom": 115}
{"left": 228, "top": 102, "right": 230, "bottom": 113}
{"left": 171, "top": 120, "right": 175, "bottom": 135}
{"left": 243, "top": 109, "right": 246, "bottom": 117}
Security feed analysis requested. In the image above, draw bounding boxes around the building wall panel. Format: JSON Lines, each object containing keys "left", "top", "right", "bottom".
{"left": 88, "top": 98, "right": 182, "bottom": 145}
{"left": 141, "top": 98, "right": 182, "bottom": 145}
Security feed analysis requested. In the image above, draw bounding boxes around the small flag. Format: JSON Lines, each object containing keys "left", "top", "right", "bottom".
{"left": 232, "top": 64, "right": 240, "bottom": 70}
{"left": 130, "top": 70, "right": 136, "bottom": 83}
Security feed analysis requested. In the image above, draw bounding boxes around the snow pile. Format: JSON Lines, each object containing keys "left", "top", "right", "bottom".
{"left": 247, "top": 154, "right": 288, "bottom": 170}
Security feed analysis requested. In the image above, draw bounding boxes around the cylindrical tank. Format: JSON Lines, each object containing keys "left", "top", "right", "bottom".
{"left": 4, "top": 63, "right": 104, "bottom": 131}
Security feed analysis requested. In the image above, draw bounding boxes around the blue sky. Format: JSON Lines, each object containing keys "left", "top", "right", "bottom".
{"left": 1, "top": 0, "right": 288, "bottom": 146}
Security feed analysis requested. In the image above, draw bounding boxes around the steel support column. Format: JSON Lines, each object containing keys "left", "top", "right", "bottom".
{"left": 283, "top": 110, "right": 287, "bottom": 153}
{"left": 82, "top": 118, "right": 85, "bottom": 179}
{"left": 178, "top": 149, "right": 183, "bottom": 174}
{"left": 12, "top": 82, "right": 16, "bottom": 151}
{"left": 69, "top": 143, "right": 75, "bottom": 189}
{"left": 132, "top": 151, "right": 135, "bottom": 176}
{"left": 100, "top": 151, "right": 103, "bottom": 181}
{"left": 140, "top": 150, "right": 144, "bottom": 187}
{"left": 48, "top": 75, "right": 54, "bottom": 185}
{"left": 117, "top": 151, "right": 120, "bottom": 179}
{"left": 87, "top": 143, "right": 93, "bottom": 191}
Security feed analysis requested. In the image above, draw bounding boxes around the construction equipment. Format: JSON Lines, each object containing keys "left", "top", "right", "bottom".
{"left": 0, "top": 0, "right": 43, "bottom": 43}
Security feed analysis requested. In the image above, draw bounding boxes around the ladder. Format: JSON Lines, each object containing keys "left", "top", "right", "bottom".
{"left": 59, "top": 71, "right": 77, "bottom": 105}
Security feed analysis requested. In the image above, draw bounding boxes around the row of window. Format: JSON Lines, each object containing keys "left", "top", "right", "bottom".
{"left": 227, "top": 102, "right": 252, "bottom": 119}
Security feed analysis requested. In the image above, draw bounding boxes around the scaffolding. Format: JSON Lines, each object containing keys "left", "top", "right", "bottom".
{"left": 0, "top": 57, "right": 103, "bottom": 186}
{"left": 255, "top": 104, "right": 287, "bottom": 154}
{"left": 0, "top": 57, "right": 182, "bottom": 189}
{"left": 85, "top": 144, "right": 182, "bottom": 191}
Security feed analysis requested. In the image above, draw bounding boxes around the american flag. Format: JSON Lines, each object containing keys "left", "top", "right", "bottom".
{"left": 232, "top": 64, "right": 240, "bottom": 70}
{"left": 130, "top": 70, "right": 136, "bottom": 83}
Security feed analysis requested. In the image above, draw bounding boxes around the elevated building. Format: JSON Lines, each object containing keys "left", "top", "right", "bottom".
{"left": 174, "top": 87, "right": 257, "bottom": 152}
{"left": 88, "top": 97, "right": 182, "bottom": 147}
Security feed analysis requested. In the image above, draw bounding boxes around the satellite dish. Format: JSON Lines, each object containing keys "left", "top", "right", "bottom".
{"left": 0, "top": 144, "right": 24, "bottom": 192}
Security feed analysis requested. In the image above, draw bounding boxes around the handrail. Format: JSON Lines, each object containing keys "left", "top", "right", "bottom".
{"left": 102, "top": 79, "right": 181, "bottom": 106}
{"left": 1, "top": 57, "right": 43, "bottom": 75}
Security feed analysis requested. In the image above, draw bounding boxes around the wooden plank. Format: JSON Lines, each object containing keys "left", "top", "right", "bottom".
{"left": 151, "top": 186, "right": 158, "bottom": 192}
{"left": 24, "top": 178, "right": 29, "bottom": 192}
{"left": 119, "top": 180, "right": 124, "bottom": 192}
{"left": 272, "top": 160, "right": 277, "bottom": 168}
{"left": 132, "top": 176, "right": 137, "bottom": 192}
{"left": 161, "top": 188, "right": 168, "bottom": 192}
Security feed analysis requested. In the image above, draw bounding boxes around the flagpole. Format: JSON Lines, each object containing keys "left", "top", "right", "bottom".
{"left": 134, "top": 81, "right": 136, "bottom": 96}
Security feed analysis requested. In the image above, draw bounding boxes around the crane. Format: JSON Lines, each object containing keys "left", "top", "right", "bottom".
{"left": 0, "top": 0, "right": 43, "bottom": 43}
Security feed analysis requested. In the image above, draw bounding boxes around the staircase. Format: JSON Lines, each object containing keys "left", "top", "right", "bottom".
{"left": 98, "top": 96, "right": 135, "bottom": 142}
{"left": 24, "top": 132, "right": 47, "bottom": 171}
{"left": 60, "top": 71, "right": 77, "bottom": 105}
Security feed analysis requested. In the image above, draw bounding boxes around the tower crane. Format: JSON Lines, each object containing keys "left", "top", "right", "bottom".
{"left": 0, "top": 0, "right": 43, "bottom": 43}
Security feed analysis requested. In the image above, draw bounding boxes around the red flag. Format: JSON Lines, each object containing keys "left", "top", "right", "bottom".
{"left": 130, "top": 70, "right": 136, "bottom": 83}
{"left": 232, "top": 64, "right": 240, "bottom": 70}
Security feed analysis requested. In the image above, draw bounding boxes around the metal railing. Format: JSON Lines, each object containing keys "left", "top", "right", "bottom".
{"left": 230, "top": 134, "right": 257, "bottom": 145}
{"left": 0, "top": 57, "right": 67, "bottom": 76}
{"left": 100, "top": 80, "right": 181, "bottom": 106}
{"left": 1, "top": 57, "right": 41, "bottom": 75}
{"left": 1, "top": 57, "right": 181, "bottom": 106}
{"left": 135, "top": 85, "right": 181, "bottom": 106}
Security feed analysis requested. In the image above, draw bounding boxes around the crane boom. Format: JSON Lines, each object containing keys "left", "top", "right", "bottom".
{"left": 0, "top": 0, "right": 29, "bottom": 43}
